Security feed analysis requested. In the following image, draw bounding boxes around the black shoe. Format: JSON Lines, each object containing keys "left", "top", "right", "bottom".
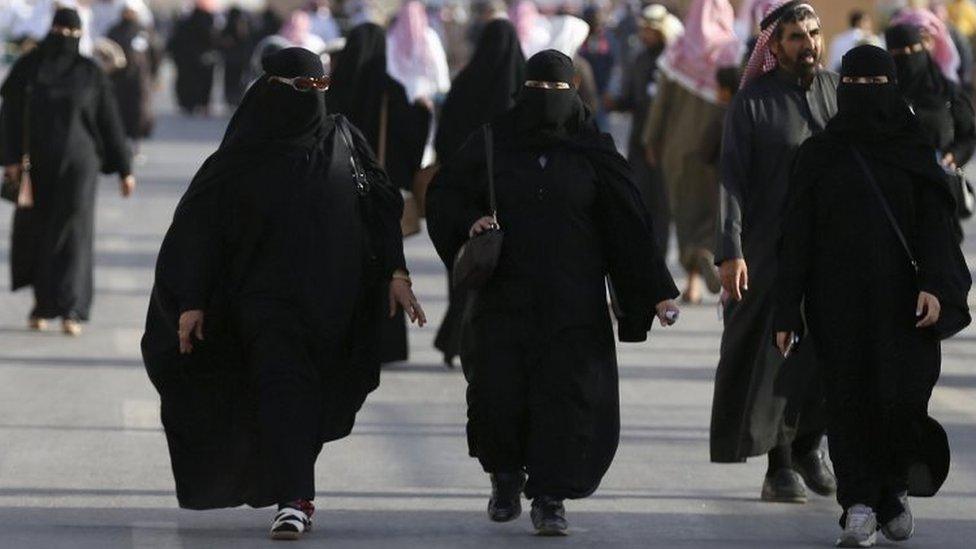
{"left": 531, "top": 496, "right": 569, "bottom": 536}
{"left": 488, "top": 472, "right": 525, "bottom": 522}
{"left": 761, "top": 468, "right": 808, "bottom": 503}
{"left": 793, "top": 448, "right": 837, "bottom": 496}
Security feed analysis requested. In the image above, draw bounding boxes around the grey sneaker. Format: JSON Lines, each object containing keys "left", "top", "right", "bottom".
{"left": 881, "top": 492, "right": 914, "bottom": 541}
{"left": 837, "top": 505, "right": 877, "bottom": 548}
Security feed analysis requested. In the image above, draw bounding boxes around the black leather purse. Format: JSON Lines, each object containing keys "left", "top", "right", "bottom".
{"left": 851, "top": 147, "right": 971, "bottom": 339}
{"left": 452, "top": 125, "right": 503, "bottom": 292}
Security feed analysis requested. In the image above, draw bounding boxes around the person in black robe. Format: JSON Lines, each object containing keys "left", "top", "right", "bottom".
{"left": 219, "top": 6, "right": 255, "bottom": 107}
{"left": 107, "top": 5, "right": 160, "bottom": 149}
{"left": 141, "top": 48, "right": 426, "bottom": 541}
{"left": 606, "top": 5, "right": 672, "bottom": 253}
{"left": 167, "top": 2, "right": 218, "bottom": 116}
{"left": 426, "top": 50, "right": 680, "bottom": 536}
{"left": 432, "top": 18, "right": 525, "bottom": 367}
{"left": 327, "top": 22, "right": 431, "bottom": 365}
{"left": 773, "top": 44, "right": 972, "bottom": 548}
{"left": 1, "top": 8, "right": 134, "bottom": 336}
{"left": 887, "top": 23, "right": 976, "bottom": 240}
{"left": 712, "top": 0, "right": 836, "bottom": 502}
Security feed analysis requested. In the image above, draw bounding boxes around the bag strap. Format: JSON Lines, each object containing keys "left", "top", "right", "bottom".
{"left": 21, "top": 79, "right": 32, "bottom": 171}
{"left": 336, "top": 118, "right": 370, "bottom": 195}
{"left": 483, "top": 124, "right": 496, "bottom": 222}
{"left": 850, "top": 146, "right": 919, "bottom": 273}
{"left": 377, "top": 92, "right": 389, "bottom": 168}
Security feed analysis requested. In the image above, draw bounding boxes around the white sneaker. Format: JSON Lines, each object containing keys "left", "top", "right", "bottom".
{"left": 881, "top": 492, "right": 914, "bottom": 541}
{"left": 837, "top": 504, "right": 877, "bottom": 548}
{"left": 270, "top": 506, "right": 312, "bottom": 541}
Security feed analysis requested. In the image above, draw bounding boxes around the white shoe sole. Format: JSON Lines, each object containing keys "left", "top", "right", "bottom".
{"left": 836, "top": 531, "right": 876, "bottom": 547}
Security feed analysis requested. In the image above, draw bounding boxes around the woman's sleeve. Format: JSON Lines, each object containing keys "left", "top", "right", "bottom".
{"left": 94, "top": 70, "right": 132, "bottom": 177}
{"left": 594, "top": 140, "right": 679, "bottom": 342}
{"left": 425, "top": 129, "right": 488, "bottom": 268}
{"left": 0, "top": 61, "right": 26, "bottom": 165}
{"left": 948, "top": 84, "right": 976, "bottom": 167}
{"left": 158, "top": 159, "right": 226, "bottom": 313}
{"left": 772, "top": 143, "right": 818, "bottom": 333}
{"left": 347, "top": 118, "right": 408, "bottom": 276}
{"left": 915, "top": 175, "right": 968, "bottom": 302}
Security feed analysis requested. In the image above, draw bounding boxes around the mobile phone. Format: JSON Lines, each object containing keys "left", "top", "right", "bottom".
{"left": 665, "top": 310, "right": 679, "bottom": 325}
{"left": 784, "top": 333, "right": 801, "bottom": 358}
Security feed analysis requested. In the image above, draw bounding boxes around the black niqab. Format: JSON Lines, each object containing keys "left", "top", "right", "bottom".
{"left": 886, "top": 24, "right": 948, "bottom": 111}
{"left": 827, "top": 45, "right": 945, "bottom": 186}
{"left": 435, "top": 19, "right": 525, "bottom": 162}
{"left": 517, "top": 50, "right": 578, "bottom": 136}
{"left": 221, "top": 48, "right": 328, "bottom": 150}
{"left": 36, "top": 9, "right": 83, "bottom": 83}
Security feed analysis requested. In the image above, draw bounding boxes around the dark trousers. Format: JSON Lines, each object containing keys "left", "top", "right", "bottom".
{"left": 241, "top": 303, "right": 322, "bottom": 504}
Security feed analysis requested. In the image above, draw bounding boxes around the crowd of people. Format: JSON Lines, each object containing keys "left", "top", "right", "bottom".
{"left": 1, "top": 0, "right": 975, "bottom": 546}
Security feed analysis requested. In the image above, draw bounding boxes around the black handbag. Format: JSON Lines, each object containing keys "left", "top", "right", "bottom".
{"left": 452, "top": 125, "right": 503, "bottom": 292}
{"left": 851, "top": 147, "right": 971, "bottom": 339}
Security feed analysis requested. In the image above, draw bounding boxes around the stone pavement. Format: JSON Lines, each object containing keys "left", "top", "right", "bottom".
{"left": 0, "top": 83, "right": 974, "bottom": 549}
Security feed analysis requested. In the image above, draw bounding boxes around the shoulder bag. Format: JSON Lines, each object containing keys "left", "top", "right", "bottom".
{"left": 452, "top": 125, "right": 503, "bottom": 292}
{"left": 850, "top": 146, "right": 971, "bottom": 339}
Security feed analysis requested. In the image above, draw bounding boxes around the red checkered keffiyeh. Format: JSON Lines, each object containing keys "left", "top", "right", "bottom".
{"left": 740, "top": 0, "right": 817, "bottom": 88}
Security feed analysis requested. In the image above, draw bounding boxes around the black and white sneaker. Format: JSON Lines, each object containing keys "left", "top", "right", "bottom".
{"left": 270, "top": 504, "right": 313, "bottom": 541}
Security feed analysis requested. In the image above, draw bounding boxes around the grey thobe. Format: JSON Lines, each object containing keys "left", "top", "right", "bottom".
{"left": 710, "top": 68, "right": 838, "bottom": 463}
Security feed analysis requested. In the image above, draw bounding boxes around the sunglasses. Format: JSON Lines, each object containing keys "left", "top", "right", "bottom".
{"left": 840, "top": 75, "right": 890, "bottom": 85}
{"left": 50, "top": 26, "right": 83, "bottom": 38}
{"left": 524, "top": 80, "right": 572, "bottom": 90}
{"left": 269, "top": 75, "right": 331, "bottom": 92}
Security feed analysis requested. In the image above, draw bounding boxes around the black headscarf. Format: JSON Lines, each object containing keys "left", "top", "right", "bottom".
{"left": 435, "top": 18, "right": 525, "bottom": 162}
{"left": 36, "top": 8, "right": 83, "bottom": 83}
{"left": 826, "top": 45, "right": 946, "bottom": 189}
{"left": 886, "top": 24, "right": 949, "bottom": 110}
{"left": 504, "top": 50, "right": 590, "bottom": 150}
{"left": 220, "top": 47, "right": 328, "bottom": 150}
{"left": 326, "top": 23, "right": 388, "bottom": 146}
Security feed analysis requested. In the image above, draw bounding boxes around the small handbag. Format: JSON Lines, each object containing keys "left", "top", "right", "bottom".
{"left": 452, "top": 125, "right": 503, "bottom": 292}
{"left": 850, "top": 147, "right": 971, "bottom": 339}
{"left": 2, "top": 82, "right": 34, "bottom": 208}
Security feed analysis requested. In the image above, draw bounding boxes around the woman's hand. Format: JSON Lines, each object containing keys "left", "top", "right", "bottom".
{"left": 469, "top": 216, "right": 498, "bottom": 237}
{"left": 775, "top": 331, "right": 794, "bottom": 357}
{"left": 120, "top": 175, "right": 136, "bottom": 198}
{"left": 3, "top": 164, "right": 20, "bottom": 182}
{"left": 942, "top": 152, "right": 957, "bottom": 171}
{"left": 655, "top": 299, "right": 680, "bottom": 327}
{"left": 178, "top": 310, "right": 204, "bottom": 354}
{"left": 389, "top": 272, "right": 427, "bottom": 327}
{"left": 916, "top": 291, "right": 941, "bottom": 328}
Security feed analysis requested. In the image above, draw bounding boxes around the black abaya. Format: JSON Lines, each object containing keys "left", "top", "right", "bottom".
{"left": 327, "top": 23, "right": 430, "bottom": 364}
{"left": 168, "top": 8, "right": 217, "bottom": 113}
{"left": 432, "top": 18, "right": 525, "bottom": 364}
{"left": 1, "top": 38, "right": 131, "bottom": 321}
{"left": 142, "top": 59, "right": 406, "bottom": 508}
{"left": 427, "top": 92, "right": 678, "bottom": 499}
{"left": 774, "top": 45, "right": 971, "bottom": 523}
{"left": 220, "top": 8, "right": 254, "bottom": 107}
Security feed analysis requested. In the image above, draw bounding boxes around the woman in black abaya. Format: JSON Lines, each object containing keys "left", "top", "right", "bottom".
{"left": 107, "top": 5, "right": 160, "bottom": 148}
{"left": 141, "top": 48, "right": 425, "bottom": 541}
{"left": 774, "top": 45, "right": 971, "bottom": 548}
{"left": 427, "top": 50, "right": 679, "bottom": 536}
{"left": 167, "top": 2, "right": 218, "bottom": 115}
{"left": 432, "top": 18, "right": 526, "bottom": 366}
{"left": 1, "top": 8, "right": 134, "bottom": 336}
{"left": 327, "top": 22, "right": 431, "bottom": 364}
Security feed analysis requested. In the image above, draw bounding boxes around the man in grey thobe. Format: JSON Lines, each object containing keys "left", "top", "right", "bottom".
{"left": 711, "top": 0, "right": 837, "bottom": 503}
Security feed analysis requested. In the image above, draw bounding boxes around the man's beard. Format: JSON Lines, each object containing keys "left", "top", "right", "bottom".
{"left": 784, "top": 47, "right": 820, "bottom": 77}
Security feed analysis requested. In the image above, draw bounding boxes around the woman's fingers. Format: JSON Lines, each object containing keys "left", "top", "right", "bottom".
{"left": 916, "top": 294, "right": 941, "bottom": 328}
{"left": 194, "top": 316, "right": 205, "bottom": 341}
{"left": 388, "top": 288, "right": 398, "bottom": 319}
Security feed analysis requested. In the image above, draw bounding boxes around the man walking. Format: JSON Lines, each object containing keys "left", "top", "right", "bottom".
{"left": 711, "top": 0, "right": 837, "bottom": 503}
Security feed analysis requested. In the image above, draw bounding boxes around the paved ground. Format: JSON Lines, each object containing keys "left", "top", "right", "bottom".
{"left": 0, "top": 75, "right": 974, "bottom": 549}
